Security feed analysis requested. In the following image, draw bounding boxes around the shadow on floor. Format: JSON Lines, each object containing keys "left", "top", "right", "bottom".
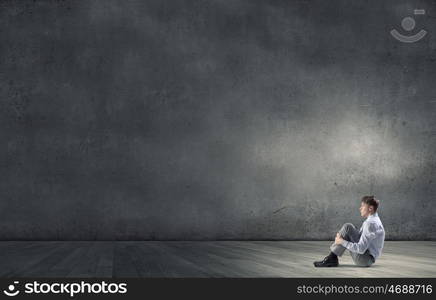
{"left": 338, "top": 264, "right": 380, "bottom": 268}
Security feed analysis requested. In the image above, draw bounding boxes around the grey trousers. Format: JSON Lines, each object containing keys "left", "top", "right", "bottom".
{"left": 330, "top": 223, "right": 375, "bottom": 267}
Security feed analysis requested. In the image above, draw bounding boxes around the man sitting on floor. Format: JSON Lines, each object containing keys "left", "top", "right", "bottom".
{"left": 314, "top": 195, "right": 385, "bottom": 267}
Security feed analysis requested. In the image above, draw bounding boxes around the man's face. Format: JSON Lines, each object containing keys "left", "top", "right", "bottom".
{"left": 359, "top": 202, "right": 373, "bottom": 218}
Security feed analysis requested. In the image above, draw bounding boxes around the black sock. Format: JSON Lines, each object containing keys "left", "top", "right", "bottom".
{"left": 328, "top": 252, "right": 337, "bottom": 259}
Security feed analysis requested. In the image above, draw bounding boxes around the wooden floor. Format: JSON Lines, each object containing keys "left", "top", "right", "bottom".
{"left": 0, "top": 241, "right": 434, "bottom": 277}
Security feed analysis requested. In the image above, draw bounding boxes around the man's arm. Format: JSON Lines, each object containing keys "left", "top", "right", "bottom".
{"left": 340, "top": 222, "right": 377, "bottom": 254}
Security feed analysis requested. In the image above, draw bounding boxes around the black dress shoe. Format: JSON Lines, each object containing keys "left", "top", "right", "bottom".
{"left": 313, "top": 256, "right": 339, "bottom": 267}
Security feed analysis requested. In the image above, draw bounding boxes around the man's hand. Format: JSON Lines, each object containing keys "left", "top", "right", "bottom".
{"left": 334, "top": 232, "right": 344, "bottom": 245}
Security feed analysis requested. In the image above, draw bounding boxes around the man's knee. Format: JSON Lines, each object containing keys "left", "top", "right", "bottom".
{"left": 339, "top": 223, "right": 355, "bottom": 236}
{"left": 342, "top": 223, "right": 355, "bottom": 231}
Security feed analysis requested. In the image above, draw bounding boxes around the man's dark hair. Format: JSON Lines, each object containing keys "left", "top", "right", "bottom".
{"left": 361, "top": 195, "right": 379, "bottom": 212}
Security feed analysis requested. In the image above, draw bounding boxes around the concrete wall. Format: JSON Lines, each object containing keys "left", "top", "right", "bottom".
{"left": 1, "top": 0, "right": 435, "bottom": 240}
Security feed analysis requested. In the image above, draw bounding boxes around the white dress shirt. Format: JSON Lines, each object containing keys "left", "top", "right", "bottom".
{"left": 341, "top": 212, "right": 385, "bottom": 260}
